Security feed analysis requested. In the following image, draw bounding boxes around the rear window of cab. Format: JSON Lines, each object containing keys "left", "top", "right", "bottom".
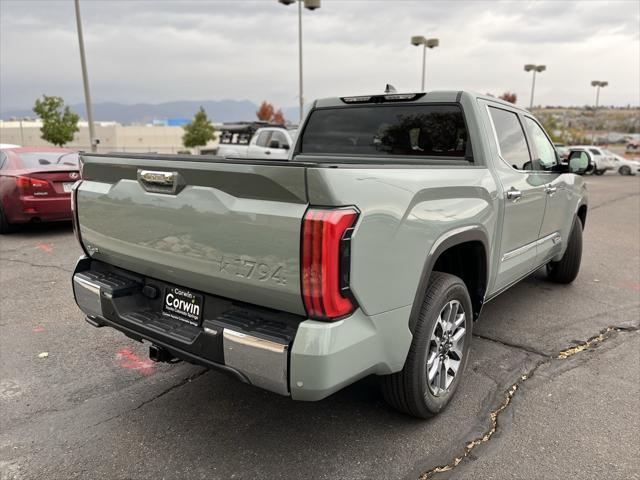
{"left": 300, "top": 104, "right": 470, "bottom": 160}
{"left": 17, "top": 152, "right": 79, "bottom": 168}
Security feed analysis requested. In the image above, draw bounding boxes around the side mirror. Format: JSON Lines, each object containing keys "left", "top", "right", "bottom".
{"left": 568, "top": 151, "right": 589, "bottom": 175}
{"left": 268, "top": 139, "right": 281, "bottom": 149}
{"left": 282, "top": 143, "right": 290, "bottom": 150}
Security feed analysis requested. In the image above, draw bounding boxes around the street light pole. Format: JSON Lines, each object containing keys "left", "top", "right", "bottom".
{"left": 591, "top": 80, "right": 608, "bottom": 108}
{"left": 524, "top": 64, "right": 546, "bottom": 109}
{"left": 19, "top": 118, "right": 25, "bottom": 145}
{"left": 278, "top": 0, "right": 320, "bottom": 125}
{"left": 529, "top": 70, "right": 537, "bottom": 109}
{"left": 74, "top": 0, "right": 97, "bottom": 152}
{"left": 411, "top": 36, "right": 439, "bottom": 91}
{"left": 297, "top": 0, "right": 303, "bottom": 125}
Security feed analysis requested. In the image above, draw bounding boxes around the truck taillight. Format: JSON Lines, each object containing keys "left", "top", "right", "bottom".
{"left": 301, "top": 207, "right": 359, "bottom": 321}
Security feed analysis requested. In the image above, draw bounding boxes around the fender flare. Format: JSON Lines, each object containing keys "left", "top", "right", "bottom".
{"left": 408, "top": 226, "right": 490, "bottom": 331}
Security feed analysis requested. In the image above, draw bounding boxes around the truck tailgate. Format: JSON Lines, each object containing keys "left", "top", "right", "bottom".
{"left": 76, "top": 154, "right": 308, "bottom": 315}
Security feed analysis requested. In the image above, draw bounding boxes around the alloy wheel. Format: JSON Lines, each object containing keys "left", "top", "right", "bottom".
{"left": 426, "top": 300, "right": 466, "bottom": 396}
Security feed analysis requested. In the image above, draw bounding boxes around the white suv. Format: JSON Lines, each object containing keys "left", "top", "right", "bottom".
{"left": 569, "top": 146, "right": 615, "bottom": 175}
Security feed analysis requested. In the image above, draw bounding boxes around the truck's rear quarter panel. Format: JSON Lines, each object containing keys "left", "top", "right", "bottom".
{"left": 305, "top": 164, "right": 499, "bottom": 316}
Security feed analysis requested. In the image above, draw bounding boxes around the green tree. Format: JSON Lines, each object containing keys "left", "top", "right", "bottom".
{"left": 182, "top": 106, "right": 216, "bottom": 152}
{"left": 32, "top": 95, "right": 80, "bottom": 146}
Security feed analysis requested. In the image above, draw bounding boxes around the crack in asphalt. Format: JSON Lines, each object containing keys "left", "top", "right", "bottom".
{"left": 419, "top": 325, "right": 639, "bottom": 479}
{"left": 589, "top": 191, "right": 640, "bottom": 211}
{"left": 87, "top": 368, "right": 208, "bottom": 429}
{"left": 472, "top": 333, "right": 551, "bottom": 357}
{"left": 0, "top": 257, "right": 73, "bottom": 274}
{"left": 131, "top": 368, "right": 208, "bottom": 412}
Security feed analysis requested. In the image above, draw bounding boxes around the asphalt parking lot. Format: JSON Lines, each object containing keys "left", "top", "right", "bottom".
{"left": 1, "top": 175, "right": 639, "bottom": 480}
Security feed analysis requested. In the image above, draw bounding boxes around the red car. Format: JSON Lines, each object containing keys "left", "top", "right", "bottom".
{"left": 0, "top": 147, "right": 80, "bottom": 233}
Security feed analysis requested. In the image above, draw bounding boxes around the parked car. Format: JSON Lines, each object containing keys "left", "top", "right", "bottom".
{"left": 217, "top": 125, "right": 297, "bottom": 160}
{"left": 70, "top": 90, "right": 588, "bottom": 418}
{"left": 0, "top": 147, "right": 80, "bottom": 233}
{"left": 568, "top": 145, "right": 614, "bottom": 175}
{"left": 555, "top": 145, "right": 570, "bottom": 161}
{"left": 603, "top": 150, "right": 640, "bottom": 176}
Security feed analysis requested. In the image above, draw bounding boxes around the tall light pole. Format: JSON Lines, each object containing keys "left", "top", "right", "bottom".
{"left": 411, "top": 36, "right": 439, "bottom": 91}
{"left": 591, "top": 80, "right": 608, "bottom": 108}
{"left": 74, "top": 0, "right": 97, "bottom": 152}
{"left": 524, "top": 64, "right": 546, "bottom": 109}
{"left": 277, "top": 0, "right": 320, "bottom": 125}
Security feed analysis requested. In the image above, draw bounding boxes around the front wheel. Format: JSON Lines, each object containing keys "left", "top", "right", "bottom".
{"left": 547, "top": 216, "right": 583, "bottom": 284}
{"left": 380, "top": 272, "right": 472, "bottom": 418}
{"left": 594, "top": 168, "right": 605, "bottom": 176}
{"left": 619, "top": 166, "right": 631, "bottom": 176}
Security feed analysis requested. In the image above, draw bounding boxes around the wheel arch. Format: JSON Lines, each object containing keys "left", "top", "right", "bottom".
{"left": 576, "top": 204, "right": 588, "bottom": 230}
{"left": 409, "top": 227, "right": 490, "bottom": 331}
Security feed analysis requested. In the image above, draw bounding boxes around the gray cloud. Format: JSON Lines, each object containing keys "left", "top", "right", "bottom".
{"left": 1, "top": 0, "right": 638, "bottom": 115}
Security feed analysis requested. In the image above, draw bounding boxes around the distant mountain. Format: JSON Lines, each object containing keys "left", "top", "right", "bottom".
{"left": 1, "top": 99, "right": 298, "bottom": 124}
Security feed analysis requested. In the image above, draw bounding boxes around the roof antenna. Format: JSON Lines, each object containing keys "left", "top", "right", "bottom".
{"left": 384, "top": 84, "right": 397, "bottom": 94}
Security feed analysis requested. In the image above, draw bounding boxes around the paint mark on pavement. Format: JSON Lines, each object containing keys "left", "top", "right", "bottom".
{"left": 116, "top": 348, "right": 155, "bottom": 376}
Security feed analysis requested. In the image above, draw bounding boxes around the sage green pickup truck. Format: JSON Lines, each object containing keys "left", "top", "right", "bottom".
{"left": 71, "top": 91, "right": 589, "bottom": 418}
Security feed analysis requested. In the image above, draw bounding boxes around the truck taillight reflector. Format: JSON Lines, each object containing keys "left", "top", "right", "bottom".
{"left": 301, "top": 207, "right": 358, "bottom": 320}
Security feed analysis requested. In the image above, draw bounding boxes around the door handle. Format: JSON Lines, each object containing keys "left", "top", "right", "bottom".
{"left": 545, "top": 185, "right": 557, "bottom": 195}
{"left": 265, "top": 150, "right": 271, "bottom": 155}
{"left": 506, "top": 188, "right": 522, "bottom": 201}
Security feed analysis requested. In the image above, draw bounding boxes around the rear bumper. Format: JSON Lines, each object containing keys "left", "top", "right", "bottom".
{"left": 5, "top": 195, "right": 72, "bottom": 223}
{"left": 72, "top": 257, "right": 412, "bottom": 401}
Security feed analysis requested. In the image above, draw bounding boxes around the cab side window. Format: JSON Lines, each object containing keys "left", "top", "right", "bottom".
{"left": 488, "top": 107, "right": 531, "bottom": 170}
{"left": 255, "top": 131, "right": 272, "bottom": 147}
{"left": 0, "top": 152, "right": 7, "bottom": 169}
{"left": 523, "top": 117, "right": 558, "bottom": 171}
{"left": 270, "top": 131, "right": 289, "bottom": 149}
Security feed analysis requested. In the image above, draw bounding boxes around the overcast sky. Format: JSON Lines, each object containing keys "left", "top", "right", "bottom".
{"left": 1, "top": 0, "right": 639, "bottom": 114}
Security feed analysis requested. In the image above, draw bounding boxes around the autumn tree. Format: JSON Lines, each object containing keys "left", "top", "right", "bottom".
{"left": 32, "top": 95, "right": 79, "bottom": 146}
{"left": 182, "top": 106, "right": 216, "bottom": 152}
{"left": 256, "top": 101, "right": 286, "bottom": 124}
{"left": 499, "top": 92, "right": 517, "bottom": 104}
{"left": 272, "top": 109, "right": 285, "bottom": 125}
{"left": 256, "top": 101, "right": 275, "bottom": 122}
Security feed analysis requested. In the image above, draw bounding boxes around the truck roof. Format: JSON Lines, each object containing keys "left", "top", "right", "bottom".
{"left": 313, "top": 90, "right": 529, "bottom": 113}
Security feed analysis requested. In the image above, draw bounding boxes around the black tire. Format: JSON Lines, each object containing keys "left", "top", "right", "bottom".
{"left": 0, "top": 206, "right": 15, "bottom": 234}
{"left": 594, "top": 168, "right": 605, "bottom": 176}
{"left": 547, "top": 216, "right": 583, "bottom": 284}
{"left": 619, "top": 166, "right": 631, "bottom": 176}
{"left": 380, "top": 272, "right": 473, "bottom": 418}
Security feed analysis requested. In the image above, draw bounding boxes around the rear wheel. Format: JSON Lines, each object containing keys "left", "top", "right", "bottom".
{"left": 594, "top": 168, "right": 605, "bottom": 176}
{"left": 619, "top": 166, "right": 631, "bottom": 176}
{"left": 547, "top": 216, "right": 583, "bottom": 284}
{"left": 0, "top": 206, "right": 15, "bottom": 234}
{"left": 380, "top": 272, "right": 472, "bottom": 418}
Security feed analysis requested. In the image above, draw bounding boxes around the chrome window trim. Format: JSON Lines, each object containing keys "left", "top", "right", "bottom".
{"left": 485, "top": 103, "right": 557, "bottom": 175}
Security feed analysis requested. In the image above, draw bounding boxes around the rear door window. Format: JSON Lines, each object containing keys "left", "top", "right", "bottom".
{"left": 488, "top": 107, "right": 532, "bottom": 170}
{"left": 300, "top": 104, "right": 470, "bottom": 160}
